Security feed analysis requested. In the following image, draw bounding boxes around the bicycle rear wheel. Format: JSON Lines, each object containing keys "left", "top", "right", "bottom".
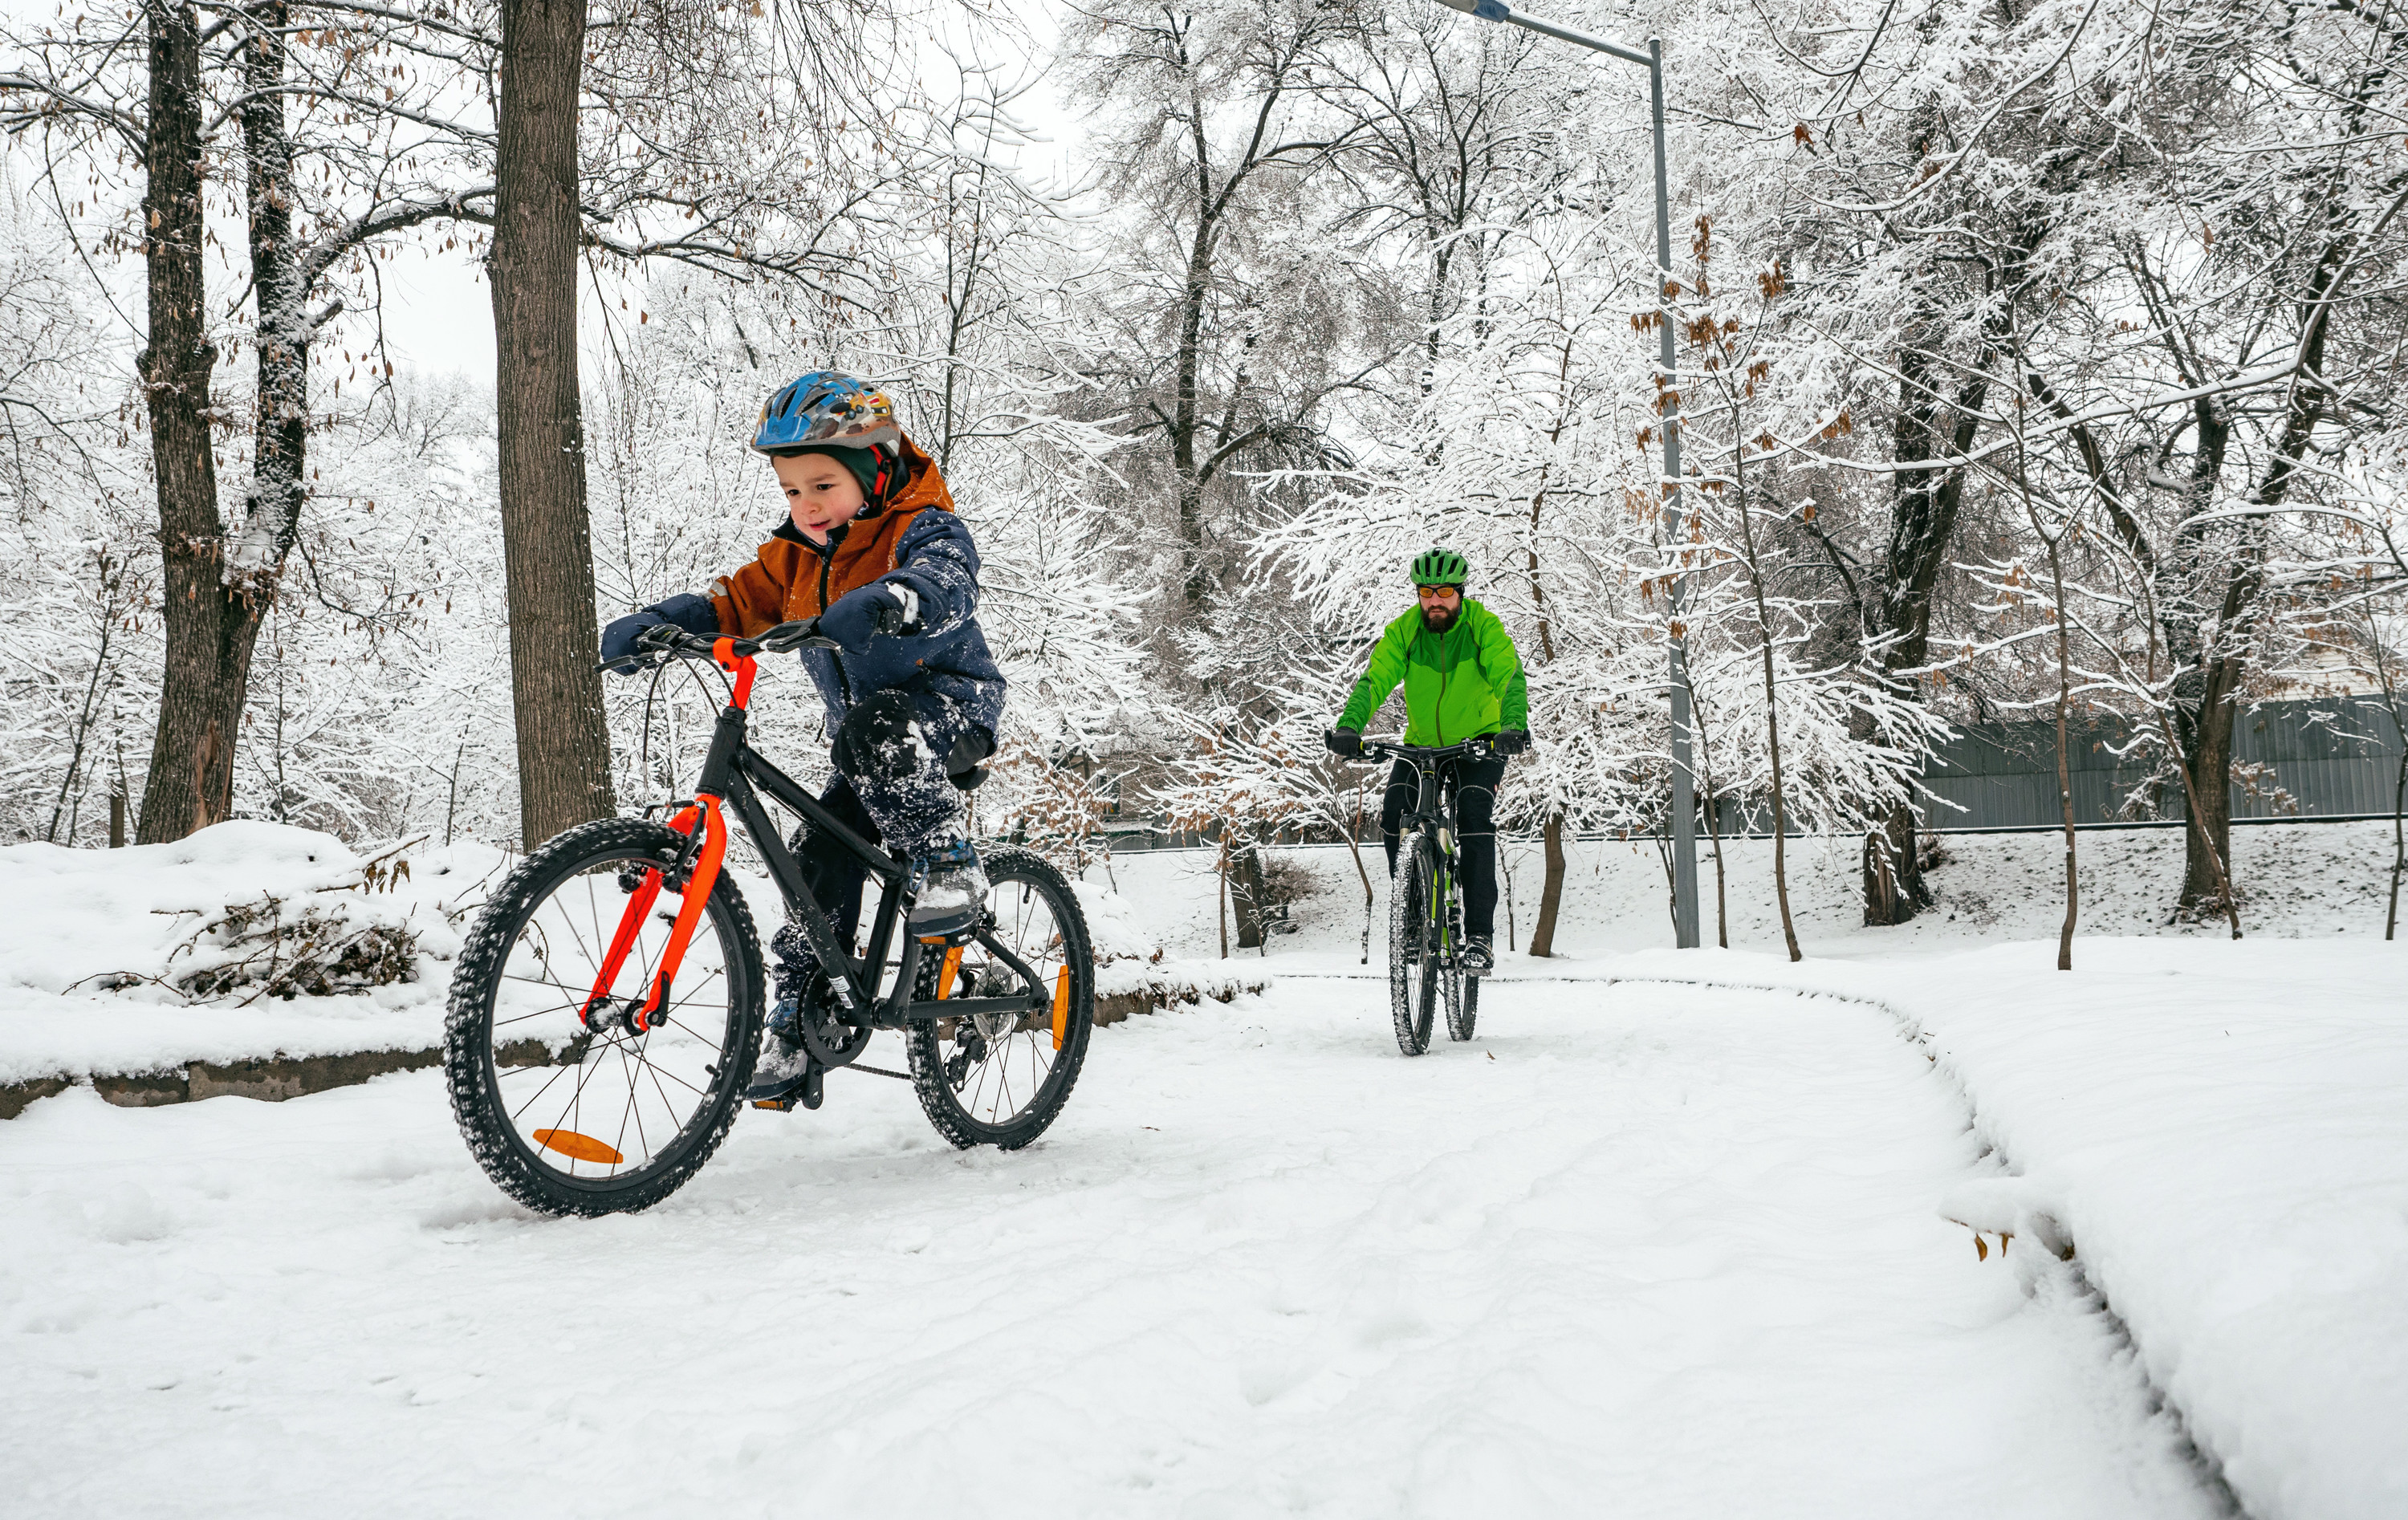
{"left": 1389, "top": 830, "right": 1438, "bottom": 1055}
{"left": 444, "top": 818, "right": 764, "bottom": 1216}
{"left": 908, "top": 847, "right": 1094, "bottom": 1149}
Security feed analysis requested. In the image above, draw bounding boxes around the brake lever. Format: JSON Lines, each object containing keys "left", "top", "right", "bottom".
{"left": 754, "top": 619, "right": 840, "bottom": 656}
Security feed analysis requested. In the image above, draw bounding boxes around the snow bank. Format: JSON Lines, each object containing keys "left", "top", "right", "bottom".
{"left": 0, "top": 823, "right": 503, "bottom": 1086}
{"left": 1074, "top": 874, "right": 1270, "bottom": 1012}
{"left": 1601, "top": 937, "right": 2407, "bottom": 1520}
{"left": 0, "top": 829, "right": 1261, "bottom": 1095}
{"left": 1099, "top": 818, "right": 2407, "bottom": 964}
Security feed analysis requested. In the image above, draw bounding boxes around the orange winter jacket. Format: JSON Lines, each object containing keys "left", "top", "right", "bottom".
{"left": 707, "top": 435, "right": 958, "bottom": 635}
{"left": 700, "top": 433, "right": 1004, "bottom": 740}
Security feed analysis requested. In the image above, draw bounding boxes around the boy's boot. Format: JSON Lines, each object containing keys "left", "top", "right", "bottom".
{"left": 1461, "top": 936, "right": 1495, "bottom": 976}
{"left": 745, "top": 995, "right": 814, "bottom": 1104}
{"left": 909, "top": 839, "right": 989, "bottom": 939}
{"left": 746, "top": 925, "right": 828, "bottom": 1104}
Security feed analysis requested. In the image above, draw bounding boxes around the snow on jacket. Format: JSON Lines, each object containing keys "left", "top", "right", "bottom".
{"left": 1337, "top": 598, "right": 1528, "bottom": 746}
{"left": 694, "top": 435, "right": 1006, "bottom": 739}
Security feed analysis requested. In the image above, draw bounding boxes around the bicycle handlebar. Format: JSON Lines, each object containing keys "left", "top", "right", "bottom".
{"left": 604, "top": 618, "right": 838, "bottom": 672}
{"left": 1359, "top": 735, "right": 1497, "bottom": 762}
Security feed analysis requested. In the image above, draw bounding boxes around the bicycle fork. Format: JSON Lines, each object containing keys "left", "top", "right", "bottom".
{"left": 579, "top": 639, "right": 752, "bottom": 1035}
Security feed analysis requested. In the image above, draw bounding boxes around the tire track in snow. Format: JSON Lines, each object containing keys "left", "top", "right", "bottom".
{"left": 1591, "top": 969, "right": 2248, "bottom": 1520}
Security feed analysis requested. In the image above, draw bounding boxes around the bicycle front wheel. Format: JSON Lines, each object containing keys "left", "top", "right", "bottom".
{"left": 444, "top": 818, "right": 765, "bottom": 1217}
{"left": 1447, "top": 970, "right": 1479, "bottom": 1042}
{"left": 909, "top": 847, "right": 1095, "bottom": 1149}
{"left": 1389, "top": 830, "right": 1439, "bottom": 1055}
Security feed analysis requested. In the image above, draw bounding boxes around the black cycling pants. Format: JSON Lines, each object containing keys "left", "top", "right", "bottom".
{"left": 1379, "top": 752, "right": 1506, "bottom": 941}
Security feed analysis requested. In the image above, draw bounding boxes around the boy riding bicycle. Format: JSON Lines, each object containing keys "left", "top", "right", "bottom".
{"left": 601, "top": 372, "right": 1003, "bottom": 1101}
{"left": 1324, "top": 547, "right": 1530, "bottom": 974}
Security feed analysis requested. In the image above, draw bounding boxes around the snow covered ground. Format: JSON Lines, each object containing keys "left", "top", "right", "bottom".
{"left": 6, "top": 977, "right": 2224, "bottom": 1518}
{"left": 5, "top": 819, "right": 2402, "bottom": 1515}
{"left": 1588, "top": 940, "right": 2408, "bottom": 1520}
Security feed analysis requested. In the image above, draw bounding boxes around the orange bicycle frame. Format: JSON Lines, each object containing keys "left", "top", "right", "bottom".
{"left": 578, "top": 641, "right": 753, "bottom": 1034}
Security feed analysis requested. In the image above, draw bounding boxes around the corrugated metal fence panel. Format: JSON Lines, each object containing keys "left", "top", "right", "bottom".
{"left": 1923, "top": 699, "right": 2405, "bottom": 830}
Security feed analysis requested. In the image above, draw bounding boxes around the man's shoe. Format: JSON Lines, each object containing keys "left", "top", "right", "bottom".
{"left": 1461, "top": 937, "right": 1495, "bottom": 976}
{"left": 909, "top": 839, "right": 989, "bottom": 939}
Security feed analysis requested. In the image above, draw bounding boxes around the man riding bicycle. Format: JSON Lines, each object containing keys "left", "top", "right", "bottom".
{"left": 1324, "top": 547, "right": 1530, "bottom": 974}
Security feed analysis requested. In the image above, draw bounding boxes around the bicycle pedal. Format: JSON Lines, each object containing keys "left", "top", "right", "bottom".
{"left": 747, "top": 1064, "right": 825, "bottom": 1112}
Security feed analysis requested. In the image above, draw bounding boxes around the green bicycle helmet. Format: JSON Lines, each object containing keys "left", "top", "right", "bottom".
{"left": 1410, "top": 546, "right": 1468, "bottom": 587}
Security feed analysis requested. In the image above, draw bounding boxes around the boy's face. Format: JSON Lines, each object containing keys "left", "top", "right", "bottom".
{"left": 772, "top": 452, "right": 866, "bottom": 544}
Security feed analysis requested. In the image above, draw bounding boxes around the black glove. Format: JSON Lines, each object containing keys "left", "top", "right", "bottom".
{"left": 600, "top": 612, "right": 663, "bottom": 673}
{"left": 1324, "top": 728, "right": 1364, "bottom": 758}
{"left": 1492, "top": 730, "right": 1530, "bottom": 757}
{"left": 945, "top": 727, "right": 995, "bottom": 791}
{"left": 599, "top": 592, "right": 715, "bottom": 673}
{"left": 819, "top": 582, "right": 913, "bottom": 652}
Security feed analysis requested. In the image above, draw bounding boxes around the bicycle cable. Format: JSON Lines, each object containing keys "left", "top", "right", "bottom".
{"left": 634, "top": 650, "right": 737, "bottom": 816}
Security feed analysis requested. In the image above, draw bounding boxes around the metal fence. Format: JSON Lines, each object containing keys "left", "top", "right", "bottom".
{"left": 1080, "top": 698, "right": 2406, "bottom": 849}
{"left": 1921, "top": 697, "right": 2406, "bottom": 831}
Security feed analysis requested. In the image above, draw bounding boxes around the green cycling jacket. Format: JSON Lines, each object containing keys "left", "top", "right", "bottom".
{"left": 1337, "top": 598, "right": 1529, "bottom": 745}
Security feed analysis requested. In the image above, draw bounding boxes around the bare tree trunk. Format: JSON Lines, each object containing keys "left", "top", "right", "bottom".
{"left": 1504, "top": 848, "right": 1516, "bottom": 951}
{"left": 1731, "top": 478, "right": 1800, "bottom": 961}
{"left": 1169, "top": 217, "right": 1216, "bottom": 613}
{"left": 2154, "top": 705, "right": 2243, "bottom": 938}
{"left": 2178, "top": 660, "right": 2244, "bottom": 912}
{"left": 1706, "top": 797, "right": 1729, "bottom": 949}
{"left": 1760, "top": 634, "right": 1800, "bottom": 962}
{"left": 1690, "top": 698, "right": 1729, "bottom": 948}
{"left": 1528, "top": 807, "right": 1565, "bottom": 957}
{"left": 1233, "top": 838, "right": 1269, "bottom": 949}
{"left": 136, "top": 0, "right": 237, "bottom": 843}
{"left": 47, "top": 552, "right": 124, "bottom": 843}
{"left": 490, "top": 0, "right": 616, "bottom": 846}
{"left": 1217, "top": 836, "right": 1230, "bottom": 960}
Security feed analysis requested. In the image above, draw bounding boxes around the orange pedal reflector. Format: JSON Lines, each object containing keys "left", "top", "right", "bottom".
{"left": 533, "top": 1128, "right": 624, "bottom": 1165}
{"left": 936, "top": 945, "right": 965, "bottom": 1000}
{"left": 1051, "top": 965, "right": 1072, "bottom": 1051}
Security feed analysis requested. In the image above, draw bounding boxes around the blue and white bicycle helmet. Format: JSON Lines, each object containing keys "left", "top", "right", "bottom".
{"left": 750, "top": 371, "right": 903, "bottom": 456}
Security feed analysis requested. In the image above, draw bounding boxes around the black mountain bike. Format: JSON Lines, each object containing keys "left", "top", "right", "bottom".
{"left": 444, "top": 620, "right": 1095, "bottom": 1217}
{"left": 1360, "top": 736, "right": 1495, "bottom": 1056}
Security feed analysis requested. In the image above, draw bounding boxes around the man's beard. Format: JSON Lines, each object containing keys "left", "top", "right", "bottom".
{"left": 1420, "top": 604, "right": 1458, "bottom": 632}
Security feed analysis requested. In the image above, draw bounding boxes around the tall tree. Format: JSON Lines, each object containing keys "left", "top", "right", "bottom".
{"left": 1068, "top": 0, "right": 1357, "bottom": 615}
{"left": 132, "top": 0, "right": 230, "bottom": 840}
{"left": 6, "top": 0, "right": 494, "bottom": 841}
{"left": 489, "top": 0, "right": 615, "bottom": 843}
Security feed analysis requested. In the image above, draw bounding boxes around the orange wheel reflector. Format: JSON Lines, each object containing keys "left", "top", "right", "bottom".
{"left": 1051, "top": 966, "right": 1072, "bottom": 1051}
{"left": 533, "top": 1128, "right": 624, "bottom": 1165}
{"left": 937, "top": 945, "right": 965, "bottom": 1000}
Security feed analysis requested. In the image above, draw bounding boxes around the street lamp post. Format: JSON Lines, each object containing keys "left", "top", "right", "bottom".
{"left": 1435, "top": 0, "right": 1700, "bottom": 948}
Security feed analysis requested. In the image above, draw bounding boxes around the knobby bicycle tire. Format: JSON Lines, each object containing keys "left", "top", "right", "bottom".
{"left": 1447, "top": 970, "right": 1479, "bottom": 1042}
{"left": 445, "top": 818, "right": 765, "bottom": 1217}
{"left": 1389, "top": 830, "right": 1438, "bottom": 1055}
{"left": 908, "top": 847, "right": 1095, "bottom": 1149}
